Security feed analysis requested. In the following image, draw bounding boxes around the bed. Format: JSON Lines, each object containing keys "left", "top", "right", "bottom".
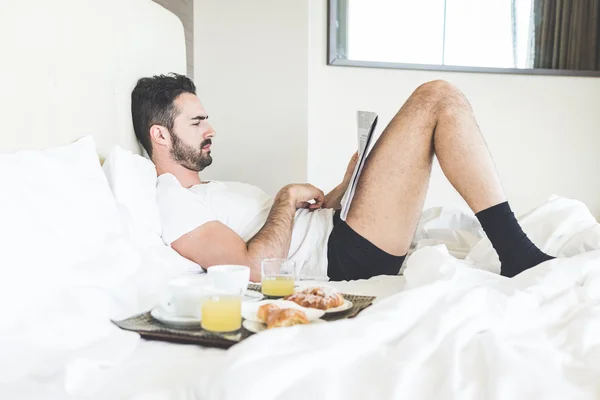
{"left": 3, "top": 0, "right": 600, "bottom": 399}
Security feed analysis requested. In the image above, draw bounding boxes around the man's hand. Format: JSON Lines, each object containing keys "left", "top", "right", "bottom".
{"left": 285, "top": 183, "right": 325, "bottom": 210}
{"left": 342, "top": 152, "right": 359, "bottom": 188}
{"left": 323, "top": 152, "right": 359, "bottom": 210}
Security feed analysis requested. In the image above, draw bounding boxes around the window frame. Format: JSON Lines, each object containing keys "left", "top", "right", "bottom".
{"left": 327, "top": 0, "right": 600, "bottom": 77}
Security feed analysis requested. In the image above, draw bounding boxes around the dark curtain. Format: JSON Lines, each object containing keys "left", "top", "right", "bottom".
{"left": 534, "top": 0, "right": 600, "bottom": 70}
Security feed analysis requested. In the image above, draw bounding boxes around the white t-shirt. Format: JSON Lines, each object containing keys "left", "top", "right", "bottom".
{"left": 156, "top": 173, "right": 335, "bottom": 278}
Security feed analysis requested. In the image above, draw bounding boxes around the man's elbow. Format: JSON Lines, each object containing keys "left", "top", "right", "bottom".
{"left": 249, "top": 269, "right": 261, "bottom": 283}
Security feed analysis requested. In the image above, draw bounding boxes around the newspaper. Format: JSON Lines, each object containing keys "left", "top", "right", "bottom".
{"left": 340, "top": 111, "right": 379, "bottom": 220}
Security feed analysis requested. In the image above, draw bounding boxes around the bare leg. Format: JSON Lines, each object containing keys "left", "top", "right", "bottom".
{"left": 346, "top": 80, "right": 506, "bottom": 256}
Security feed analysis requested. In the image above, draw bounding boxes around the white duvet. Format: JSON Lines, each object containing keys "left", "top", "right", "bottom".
{"left": 3, "top": 196, "right": 600, "bottom": 399}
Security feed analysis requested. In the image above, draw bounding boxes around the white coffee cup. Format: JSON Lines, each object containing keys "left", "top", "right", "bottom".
{"left": 161, "top": 274, "right": 212, "bottom": 318}
{"left": 207, "top": 265, "right": 250, "bottom": 295}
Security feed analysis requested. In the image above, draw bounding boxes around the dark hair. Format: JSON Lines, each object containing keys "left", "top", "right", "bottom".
{"left": 131, "top": 73, "right": 196, "bottom": 157}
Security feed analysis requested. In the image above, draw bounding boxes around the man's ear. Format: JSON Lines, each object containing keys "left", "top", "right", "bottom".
{"left": 149, "top": 124, "right": 170, "bottom": 148}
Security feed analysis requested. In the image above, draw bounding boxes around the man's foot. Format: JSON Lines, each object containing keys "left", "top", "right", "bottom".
{"left": 499, "top": 248, "right": 555, "bottom": 278}
{"left": 476, "top": 201, "right": 555, "bottom": 277}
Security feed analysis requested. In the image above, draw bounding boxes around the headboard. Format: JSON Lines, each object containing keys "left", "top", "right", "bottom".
{"left": 0, "top": 0, "right": 186, "bottom": 156}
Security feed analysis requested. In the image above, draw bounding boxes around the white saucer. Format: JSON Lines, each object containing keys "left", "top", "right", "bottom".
{"left": 150, "top": 308, "right": 201, "bottom": 328}
{"left": 243, "top": 289, "right": 264, "bottom": 302}
{"left": 324, "top": 299, "right": 353, "bottom": 313}
{"left": 243, "top": 318, "right": 326, "bottom": 333}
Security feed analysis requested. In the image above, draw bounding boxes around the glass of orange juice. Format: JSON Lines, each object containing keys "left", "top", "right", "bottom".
{"left": 261, "top": 258, "right": 296, "bottom": 297}
{"left": 200, "top": 285, "right": 243, "bottom": 333}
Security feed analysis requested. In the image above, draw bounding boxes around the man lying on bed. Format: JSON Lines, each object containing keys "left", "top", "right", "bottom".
{"left": 131, "top": 73, "right": 553, "bottom": 282}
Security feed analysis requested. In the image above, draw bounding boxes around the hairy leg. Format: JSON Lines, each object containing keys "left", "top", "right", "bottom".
{"left": 346, "top": 80, "right": 505, "bottom": 256}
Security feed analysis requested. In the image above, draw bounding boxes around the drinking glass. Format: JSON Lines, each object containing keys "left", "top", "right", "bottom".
{"left": 200, "top": 284, "right": 243, "bottom": 333}
{"left": 261, "top": 258, "right": 296, "bottom": 297}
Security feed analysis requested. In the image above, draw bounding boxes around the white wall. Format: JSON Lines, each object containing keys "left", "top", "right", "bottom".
{"left": 194, "top": 0, "right": 308, "bottom": 195}
{"left": 194, "top": 0, "right": 600, "bottom": 217}
{"left": 308, "top": 1, "right": 600, "bottom": 217}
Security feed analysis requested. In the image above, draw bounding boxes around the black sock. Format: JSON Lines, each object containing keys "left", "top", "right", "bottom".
{"left": 475, "top": 201, "right": 554, "bottom": 277}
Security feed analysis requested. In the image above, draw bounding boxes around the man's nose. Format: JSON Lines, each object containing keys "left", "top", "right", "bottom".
{"left": 204, "top": 123, "right": 216, "bottom": 138}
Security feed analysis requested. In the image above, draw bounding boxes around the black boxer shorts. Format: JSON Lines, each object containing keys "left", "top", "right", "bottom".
{"left": 327, "top": 210, "right": 406, "bottom": 281}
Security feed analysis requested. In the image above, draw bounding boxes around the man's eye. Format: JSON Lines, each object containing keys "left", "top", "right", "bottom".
{"left": 193, "top": 122, "right": 200, "bottom": 126}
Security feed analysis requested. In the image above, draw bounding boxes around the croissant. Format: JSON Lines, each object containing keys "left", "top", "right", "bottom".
{"left": 265, "top": 308, "right": 309, "bottom": 329}
{"left": 257, "top": 303, "right": 309, "bottom": 329}
{"left": 284, "top": 287, "right": 345, "bottom": 310}
{"left": 257, "top": 303, "right": 280, "bottom": 322}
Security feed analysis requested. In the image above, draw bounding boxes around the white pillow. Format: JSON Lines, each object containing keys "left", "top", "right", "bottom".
{"left": 0, "top": 136, "right": 122, "bottom": 268}
{"left": 102, "top": 145, "right": 163, "bottom": 247}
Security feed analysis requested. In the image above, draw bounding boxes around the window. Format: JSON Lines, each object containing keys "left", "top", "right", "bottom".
{"left": 330, "top": 0, "right": 600, "bottom": 76}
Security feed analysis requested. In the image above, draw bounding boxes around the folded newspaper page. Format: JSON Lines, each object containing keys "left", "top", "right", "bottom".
{"left": 340, "top": 111, "right": 378, "bottom": 220}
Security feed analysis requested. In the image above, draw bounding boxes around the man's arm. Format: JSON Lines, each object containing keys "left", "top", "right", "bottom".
{"left": 171, "top": 184, "right": 324, "bottom": 282}
{"left": 245, "top": 188, "right": 296, "bottom": 262}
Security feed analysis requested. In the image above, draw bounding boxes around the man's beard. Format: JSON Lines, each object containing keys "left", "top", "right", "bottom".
{"left": 170, "top": 132, "right": 213, "bottom": 172}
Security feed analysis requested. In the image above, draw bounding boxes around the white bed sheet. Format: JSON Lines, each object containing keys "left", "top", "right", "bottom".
{"left": 4, "top": 196, "right": 600, "bottom": 399}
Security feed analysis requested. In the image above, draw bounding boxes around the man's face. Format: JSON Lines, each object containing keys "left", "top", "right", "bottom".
{"left": 169, "top": 93, "right": 215, "bottom": 172}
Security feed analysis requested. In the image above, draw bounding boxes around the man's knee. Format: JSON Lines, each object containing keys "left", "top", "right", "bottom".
{"left": 414, "top": 80, "right": 457, "bottom": 98}
{"left": 412, "top": 80, "right": 467, "bottom": 112}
